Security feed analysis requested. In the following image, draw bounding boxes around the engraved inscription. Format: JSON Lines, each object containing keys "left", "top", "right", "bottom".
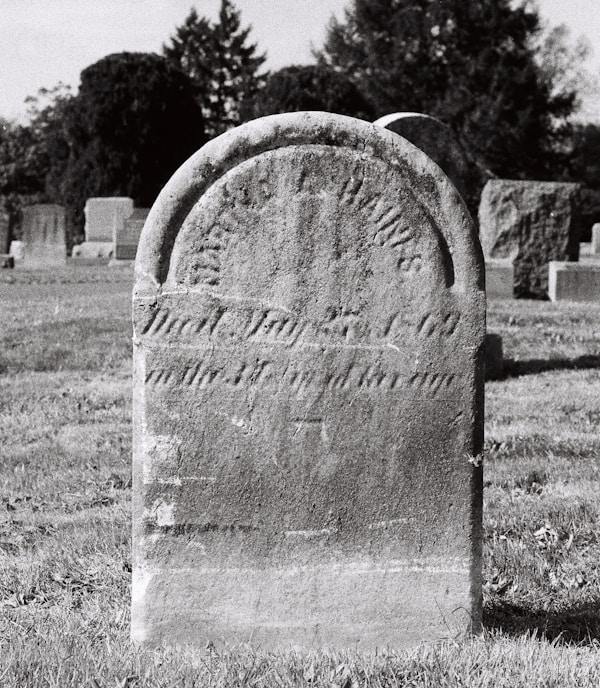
{"left": 146, "top": 358, "right": 459, "bottom": 398}
{"left": 190, "top": 223, "right": 233, "bottom": 287}
{"left": 339, "top": 173, "right": 422, "bottom": 278}
{"left": 140, "top": 308, "right": 225, "bottom": 337}
{"left": 416, "top": 312, "right": 459, "bottom": 339}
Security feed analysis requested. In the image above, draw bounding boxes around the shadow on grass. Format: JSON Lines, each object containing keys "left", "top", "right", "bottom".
{"left": 484, "top": 599, "right": 600, "bottom": 644}
{"left": 503, "top": 355, "right": 600, "bottom": 378}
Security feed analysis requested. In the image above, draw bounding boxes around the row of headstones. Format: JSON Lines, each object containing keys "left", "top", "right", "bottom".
{"left": 3, "top": 112, "right": 597, "bottom": 303}
{"left": 2, "top": 199, "right": 149, "bottom": 268}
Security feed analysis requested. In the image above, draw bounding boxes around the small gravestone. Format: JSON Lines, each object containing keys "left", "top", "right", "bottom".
{"left": 84, "top": 197, "right": 134, "bottom": 242}
{"left": 113, "top": 208, "right": 149, "bottom": 262}
{"left": 592, "top": 223, "right": 600, "bottom": 255}
{"left": 485, "top": 259, "right": 514, "bottom": 299}
{"left": 21, "top": 204, "right": 67, "bottom": 268}
{"left": 479, "top": 180, "right": 580, "bottom": 298}
{"left": 374, "top": 112, "right": 491, "bottom": 219}
{"left": 548, "top": 261, "right": 600, "bottom": 302}
{"left": 9, "top": 240, "right": 24, "bottom": 262}
{"left": 0, "top": 208, "right": 9, "bottom": 254}
{"left": 132, "top": 112, "right": 485, "bottom": 651}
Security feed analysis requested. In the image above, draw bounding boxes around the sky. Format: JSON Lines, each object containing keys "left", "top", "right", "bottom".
{"left": 1, "top": 0, "right": 599, "bottom": 122}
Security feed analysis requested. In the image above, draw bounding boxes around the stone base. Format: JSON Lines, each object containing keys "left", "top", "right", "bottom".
{"left": 72, "top": 241, "right": 113, "bottom": 259}
{"left": 548, "top": 261, "right": 600, "bottom": 302}
{"left": 108, "top": 258, "right": 135, "bottom": 267}
{"left": 485, "top": 260, "right": 513, "bottom": 299}
{"left": 484, "top": 333, "right": 503, "bottom": 380}
{"left": 133, "top": 557, "right": 477, "bottom": 651}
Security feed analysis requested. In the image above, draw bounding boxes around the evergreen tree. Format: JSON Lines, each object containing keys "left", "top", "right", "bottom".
{"left": 58, "top": 53, "right": 206, "bottom": 241}
{"left": 164, "top": 1, "right": 266, "bottom": 137}
{"left": 316, "top": 0, "right": 576, "bottom": 180}
{"left": 242, "top": 64, "right": 374, "bottom": 121}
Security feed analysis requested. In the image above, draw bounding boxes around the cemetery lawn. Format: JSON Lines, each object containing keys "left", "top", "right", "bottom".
{"left": 1, "top": 268, "right": 599, "bottom": 686}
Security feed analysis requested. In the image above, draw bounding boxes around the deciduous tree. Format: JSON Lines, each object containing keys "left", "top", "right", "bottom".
{"left": 316, "top": 0, "right": 576, "bottom": 180}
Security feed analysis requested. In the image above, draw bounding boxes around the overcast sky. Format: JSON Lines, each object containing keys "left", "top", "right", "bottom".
{"left": 2, "top": 0, "right": 599, "bottom": 122}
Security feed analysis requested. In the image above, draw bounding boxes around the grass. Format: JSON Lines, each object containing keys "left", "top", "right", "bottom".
{"left": 1, "top": 266, "right": 600, "bottom": 685}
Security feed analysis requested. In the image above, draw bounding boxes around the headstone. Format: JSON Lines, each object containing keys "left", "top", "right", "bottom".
{"left": 373, "top": 112, "right": 491, "bottom": 219}
{"left": 592, "top": 224, "right": 600, "bottom": 255}
{"left": 113, "top": 208, "right": 149, "bottom": 261}
{"left": 485, "top": 259, "right": 514, "bottom": 299}
{"left": 548, "top": 261, "right": 600, "bottom": 302}
{"left": 84, "top": 197, "right": 134, "bottom": 243}
{"left": 9, "top": 240, "right": 24, "bottom": 262}
{"left": 484, "top": 333, "right": 503, "bottom": 380}
{"left": 132, "top": 112, "right": 485, "bottom": 651}
{"left": 0, "top": 208, "right": 9, "bottom": 254}
{"left": 479, "top": 180, "right": 580, "bottom": 298}
{"left": 21, "top": 204, "right": 67, "bottom": 268}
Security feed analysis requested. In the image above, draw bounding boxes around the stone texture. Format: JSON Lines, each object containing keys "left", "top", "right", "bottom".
{"left": 374, "top": 112, "right": 491, "bottom": 219}
{"left": 478, "top": 180, "right": 580, "bottom": 298}
{"left": 132, "top": 112, "right": 485, "bottom": 651}
{"left": 548, "top": 261, "right": 600, "bottom": 302}
{"left": 84, "top": 197, "right": 134, "bottom": 243}
{"left": 485, "top": 259, "right": 514, "bottom": 299}
{"left": 0, "top": 208, "right": 9, "bottom": 254}
{"left": 592, "top": 224, "right": 600, "bottom": 255}
{"left": 21, "top": 204, "right": 67, "bottom": 268}
{"left": 114, "top": 208, "right": 149, "bottom": 261}
{"left": 484, "top": 333, "right": 503, "bottom": 380}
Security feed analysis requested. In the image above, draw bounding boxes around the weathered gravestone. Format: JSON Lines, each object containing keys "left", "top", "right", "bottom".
{"left": 77, "top": 197, "right": 134, "bottom": 259}
{"left": 84, "top": 197, "right": 134, "bottom": 243}
{"left": 479, "top": 180, "right": 580, "bottom": 298}
{"left": 132, "top": 112, "right": 485, "bottom": 651}
{"left": 113, "top": 208, "right": 150, "bottom": 262}
{"left": 592, "top": 223, "right": 600, "bottom": 255}
{"left": 22, "top": 204, "right": 67, "bottom": 268}
{"left": 0, "top": 207, "right": 10, "bottom": 254}
{"left": 373, "top": 112, "right": 491, "bottom": 219}
{"left": 548, "top": 261, "right": 600, "bottom": 303}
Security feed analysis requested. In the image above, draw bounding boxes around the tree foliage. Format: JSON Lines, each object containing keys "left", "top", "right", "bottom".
{"left": 0, "top": 85, "right": 73, "bottom": 238}
{"left": 316, "top": 0, "right": 576, "bottom": 180}
{"left": 242, "top": 64, "right": 374, "bottom": 121}
{"left": 57, "top": 52, "right": 206, "bottom": 240}
{"left": 164, "top": 1, "right": 266, "bottom": 137}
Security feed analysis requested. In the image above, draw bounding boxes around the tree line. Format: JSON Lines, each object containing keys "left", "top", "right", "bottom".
{"left": 1, "top": 0, "right": 599, "bottom": 247}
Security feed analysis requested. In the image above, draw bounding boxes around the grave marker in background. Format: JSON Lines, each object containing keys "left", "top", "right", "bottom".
{"left": 374, "top": 112, "right": 491, "bottom": 218}
{"left": 592, "top": 223, "right": 600, "bottom": 255}
{"left": 132, "top": 112, "right": 485, "bottom": 651}
{"left": 84, "top": 197, "right": 134, "bottom": 242}
{"left": 548, "top": 261, "right": 600, "bottom": 303}
{"left": 21, "top": 204, "right": 67, "bottom": 268}
{"left": 113, "top": 208, "right": 149, "bottom": 262}
{"left": 479, "top": 180, "right": 580, "bottom": 298}
{"left": 0, "top": 208, "right": 9, "bottom": 255}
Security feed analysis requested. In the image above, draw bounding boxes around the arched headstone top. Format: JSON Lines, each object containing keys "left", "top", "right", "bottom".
{"left": 135, "top": 112, "right": 483, "bottom": 297}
